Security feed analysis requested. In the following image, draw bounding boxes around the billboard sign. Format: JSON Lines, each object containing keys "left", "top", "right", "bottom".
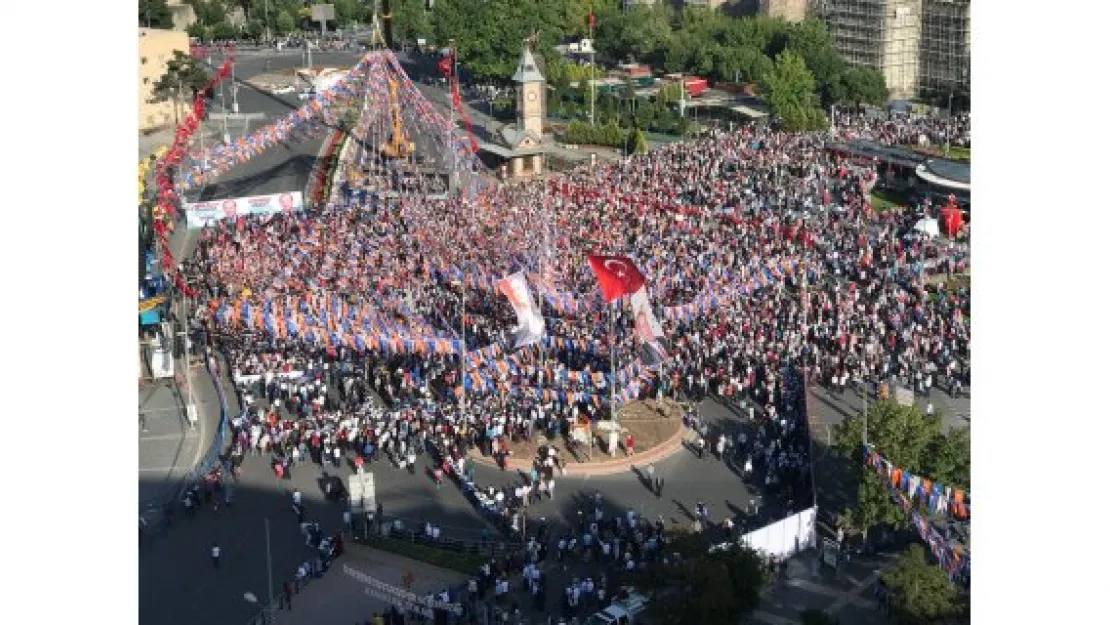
{"left": 184, "top": 191, "right": 305, "bottom": 229}
{"left": 311, "top": 4, "right": 335, "bottom": 22}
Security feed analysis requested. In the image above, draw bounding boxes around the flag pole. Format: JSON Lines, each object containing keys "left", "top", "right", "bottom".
{"left": 610, "top": 299, "right": 617, "bottom": 423}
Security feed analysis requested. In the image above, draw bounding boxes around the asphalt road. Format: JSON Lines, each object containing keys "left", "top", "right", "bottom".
{"left": 807, "top": 382, "right": 971, "bottom": 450}
{"left": 183, "top": 50, "right": 367, "bottom": 204}
{"left": 138, "top": 395, "right": 793, "bottom": 625}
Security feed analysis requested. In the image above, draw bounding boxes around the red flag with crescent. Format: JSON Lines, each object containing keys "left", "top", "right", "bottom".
{"left": 587, "top": 255, "right": 645, "bottom": 302}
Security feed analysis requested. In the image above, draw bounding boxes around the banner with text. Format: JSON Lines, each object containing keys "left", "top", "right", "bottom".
{"left": 184, "top": 191, "right": 305, "bottom": 229}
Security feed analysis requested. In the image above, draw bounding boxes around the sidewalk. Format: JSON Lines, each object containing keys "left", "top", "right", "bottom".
{"left": 752, "top": 550, "right": 895, "bottom": 625}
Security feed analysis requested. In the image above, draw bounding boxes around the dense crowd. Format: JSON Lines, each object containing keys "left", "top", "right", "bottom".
{"left": 187, "top": 112, "right": 965, "bottom": 495}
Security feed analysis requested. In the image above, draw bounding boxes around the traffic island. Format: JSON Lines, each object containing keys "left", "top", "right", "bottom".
{"left": 466, "top": 399, "right": 689, "bottom": 476}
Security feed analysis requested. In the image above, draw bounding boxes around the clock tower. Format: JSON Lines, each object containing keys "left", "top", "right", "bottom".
{"left": 512, "top": 42, "right": 546, "bottom": 137}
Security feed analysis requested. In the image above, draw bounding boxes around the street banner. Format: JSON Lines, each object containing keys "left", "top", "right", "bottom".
{"left": 496, "top": 272, "right": 546, "bottom": 350}
{"left": 342, "top": 564, "right": 462, "bottom": 617}
{"left": 184, "top": 191, "right": 305, "bottom": 229}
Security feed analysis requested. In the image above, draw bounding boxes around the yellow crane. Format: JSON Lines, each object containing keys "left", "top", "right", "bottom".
{"left": 380, "top": 77, "right": 414, "bottom": 160}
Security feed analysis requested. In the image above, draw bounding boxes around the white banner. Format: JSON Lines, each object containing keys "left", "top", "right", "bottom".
{"left": 184, "top": 191, "right": 305, "bottom": 229}
{"left": 233, "top": 370, "right": 305, "bottom": 385}
{"left": 630, "top": 286, "right": 668, "bottom": 368}
{"left": 739, "top": 507, "right": 818, "bottom": 559}
{"left": 342, "top": 564, "right": 463, "bottom": 617}
{"left": 496, "top": 272, "right": 545, "bottom": 350}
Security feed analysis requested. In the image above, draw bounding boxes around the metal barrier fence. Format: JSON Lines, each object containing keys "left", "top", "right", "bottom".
{"left": 140, "top": 356, "right": 232, "bottom": 533}
{"left": 365, "top": 518, "right": 527, "bottom": 559}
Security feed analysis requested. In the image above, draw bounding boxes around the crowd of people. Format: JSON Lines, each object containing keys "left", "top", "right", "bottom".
{"left": 178, "top": 111, "right": 970, "bottom": 621}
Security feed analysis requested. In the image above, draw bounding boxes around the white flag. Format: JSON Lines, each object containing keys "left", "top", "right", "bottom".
{"left": 497, "top": 272, "right": 546, "bottom": 350}
{"left": 630, "top": 286, "right": 668, "bottom": 368}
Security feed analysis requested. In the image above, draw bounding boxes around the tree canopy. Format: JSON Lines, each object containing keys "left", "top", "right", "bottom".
{"left": 630, "top": 531, "right": 768, "bottom": 625}
{"left": 150, "top": 50, "right": 211, "bottom": 102}
{"left": 139, "top": 0, "right": 174, "bottom": 29}
{"left": 832, "top": 400, "right": 970, "bottom": 537}
{"left": 401, "top": 1, "right": 887, "bottom": 120}
{"left": 882, "top": 544, "right": 961, "bottom": 624}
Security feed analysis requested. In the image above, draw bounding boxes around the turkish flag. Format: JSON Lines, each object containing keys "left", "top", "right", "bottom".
{"left": 589, "top": 12, "right": 595, "bottom": 28}
{"left": 587, "top": 255, "right": 645, "bottom": 302}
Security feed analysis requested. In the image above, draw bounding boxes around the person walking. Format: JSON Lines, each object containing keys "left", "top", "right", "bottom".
{"left": 211, "top": 542, "right": 221, "bottom": 569}
{"left": 282, "top": 580, "right": 294, "bottom": 610}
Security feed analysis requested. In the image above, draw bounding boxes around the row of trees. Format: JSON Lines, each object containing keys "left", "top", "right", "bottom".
{"left": 391, "top": 1, "right": 888, "bottom": 131}
{"left": 830, "top": 399, "right": 970, "bottom": 622}
{"left": 139, "top": 0, "right": 370, "bottom": 41}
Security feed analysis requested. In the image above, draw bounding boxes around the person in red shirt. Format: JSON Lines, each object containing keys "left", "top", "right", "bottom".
{"left": 625, "top": 434, "right": 635, "bottom": 456}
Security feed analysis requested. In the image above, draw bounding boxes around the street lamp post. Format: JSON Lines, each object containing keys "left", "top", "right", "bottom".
{"left": 231, "top": 56, "right": 239, "bottom": 114}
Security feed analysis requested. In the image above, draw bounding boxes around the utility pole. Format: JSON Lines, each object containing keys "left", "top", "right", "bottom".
{"left": 220, "top": 50, "right": 230, "bottom": 144}
{"left": 589, "top": 20, "right": 596, "bottom": 126}
{"left": 231, "top": 55, "right": 239, "bottom": 114}
{"left": 459, "top": 281, "right": 467, "bottom": 420}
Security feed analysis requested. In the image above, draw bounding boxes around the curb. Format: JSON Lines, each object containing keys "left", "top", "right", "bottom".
{"left": 467, "top": 421, "right": 689, "bottom": 477}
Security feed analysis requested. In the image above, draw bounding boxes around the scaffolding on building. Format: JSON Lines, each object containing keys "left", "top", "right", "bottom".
{"left": 815, "top": 0, "right": 922, "bottom": 100}
{"left": 918, "top": 0, "right": 971, "bottom": 106}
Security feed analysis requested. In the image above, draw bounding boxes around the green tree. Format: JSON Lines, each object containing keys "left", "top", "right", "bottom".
{"left": 632, "top": 532, "right": 768, "bottom": 625}
{"left": 244, "top": 18, "right": 265, "bottom": 40}
{"left": 800, "top": 609, "right": 839, "bottom": 625}
{"left": 631, "top": 128, "right": 648, "bottom": 154}
{"left": 189, "top": 0, "right": 227, "bottom": 26}
{"left": 139, "top": 0, "right": 174, "bottom": 29}
{"left": 186, "top": 21, "right": 211, "bottom": 41}
{"left": 211, "top": 21, "right": 239, "bottom": 41}
{"left": 392, "top": 0, "right": 432, "bottom": 45}
{"left": 275, "top": 10, "right": 296, "bottom": 36}
{"left": 333, "top": 0, "right": 363, "bottom": 27}
{"left": 840, "top": 66, "right": 890, "bottom": 108}
{"left": 883, "top": 544, "right": 960, "bottom": 624}
{"left": 833, "top": 400, "right": 970, "bottom": 539}
{"left": 150, "top": 50, "right": 211, "bottom": 125}
{"left": 758, "top": 49, "right": 823, "bottom": 131}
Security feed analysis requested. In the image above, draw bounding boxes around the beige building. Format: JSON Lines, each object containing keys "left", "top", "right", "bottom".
{"left": 139, "top": 28, "right": 191, "bottom": 132}
{"left": 480, "top": 42, "right": 549, "bottom": 179}
{"left": 760, "top": 0, "right": 807, "bottom": 22}
{"left": 918, "top": 0, "right": 970, "bottom": 101}
{"left": 819, "top": 0, "right": 921, "bottom": 100}
{"left": 166, "top": 0, "right": 197, "bottom": 31}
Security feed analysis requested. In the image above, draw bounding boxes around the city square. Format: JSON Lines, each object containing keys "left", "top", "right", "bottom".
{"left": 138, "top": 3, "right": 973, "bottom": 625}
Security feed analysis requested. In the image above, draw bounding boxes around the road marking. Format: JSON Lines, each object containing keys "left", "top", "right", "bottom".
{"left": 827, "top": 570, "right": 882, "bottom": 614}
{"left": 140, "top": 432, "right": 199, "bottom": 442}
{"left": 785, "top": 578, "right": 871, "bottom": 607}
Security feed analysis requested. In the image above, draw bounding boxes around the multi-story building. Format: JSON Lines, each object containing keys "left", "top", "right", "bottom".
{"left": 819, "top": 0, "right": 970, "bottom": 102}
{"left": 918, "top": 0, "right": 970, "bottom": 102}
{"left": 760, "top": 0, "right": 807, "bottom": 21}
{"left": 818, "top": 0, "right": 921, "bottom": 99}
{"left": 138, "top": 28, "right": 191, "bottom": 132}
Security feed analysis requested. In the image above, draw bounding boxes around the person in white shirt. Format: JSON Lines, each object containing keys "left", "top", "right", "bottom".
{"left": 211, "top": 543, "right": 221, "bottom": 568}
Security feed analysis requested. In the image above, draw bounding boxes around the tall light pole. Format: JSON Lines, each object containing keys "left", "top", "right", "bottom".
{"left": 231, "top": 56, "right": 239, "bottom": 114}
{"left": 452, "top": 279, "right": 467, "bottom": 419}
{"left": 588, "top": 23, "right": 596, "bottom": 126}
